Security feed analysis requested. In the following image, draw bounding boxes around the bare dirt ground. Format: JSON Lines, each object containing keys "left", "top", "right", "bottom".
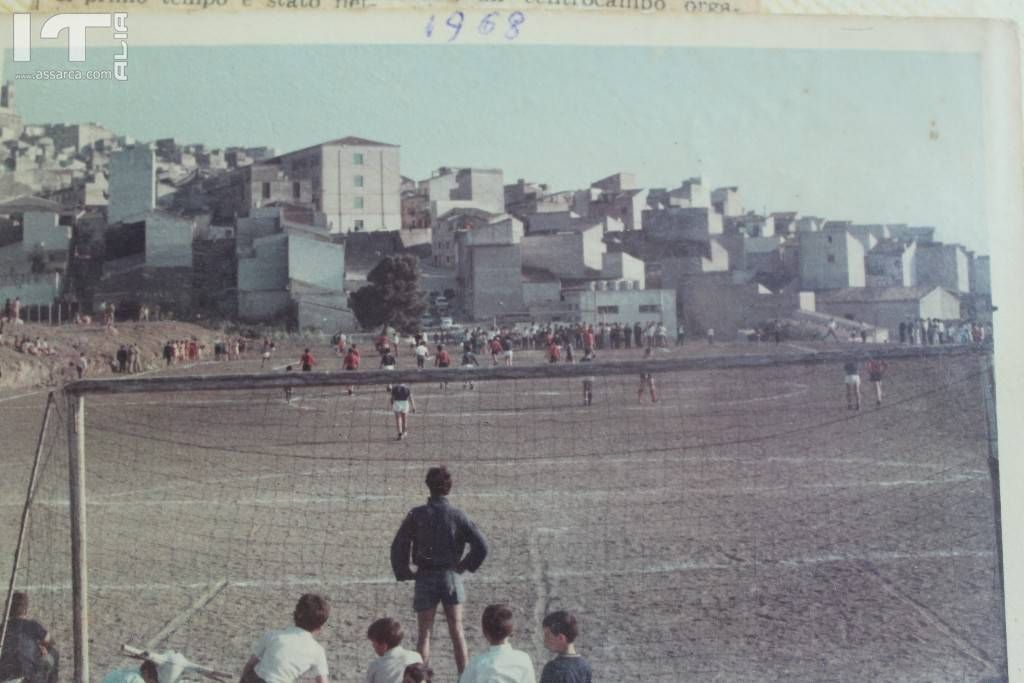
{"left": 0, "top": 341, "right": 1006, "bottom": 682}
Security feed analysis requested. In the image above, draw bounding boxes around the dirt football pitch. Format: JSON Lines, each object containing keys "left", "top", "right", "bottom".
{"left": 0, "top": 343, "right": 1007, "bottom": 682}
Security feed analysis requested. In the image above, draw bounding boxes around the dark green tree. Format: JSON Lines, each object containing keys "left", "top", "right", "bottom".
{"left": 349, "top": 254, "right": 427, "bottom": 333}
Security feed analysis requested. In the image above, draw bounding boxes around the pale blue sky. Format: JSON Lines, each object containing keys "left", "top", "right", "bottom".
{"left": 5, "top": 45, "right": 987, "bottom": 251}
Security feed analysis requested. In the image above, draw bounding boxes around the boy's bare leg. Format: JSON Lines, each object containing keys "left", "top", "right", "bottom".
{"left": 444, "top": 603, "right": 468, "bottom": 673}
{"left": 874, "top": 381, "right": 882, "bottom": 404}
{"left": 417, "top": 608, "right": 436, "bottom": 665}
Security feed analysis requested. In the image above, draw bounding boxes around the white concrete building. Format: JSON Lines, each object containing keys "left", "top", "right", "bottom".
{"left": 866, "top": 239, "right": 917, "bottom": 288}
{"left": 0, "top": 196, "right": 66, "bottom": 305}
{"left": 915, "top": 242, "right": 970, "bottom": 293}
{"left": 735, "top": 212, "right": 776, "bottom": 238}
{"left": 433, "top": 209, "right": 521, "bottom": 271}
{"left": 524, "top": 211, "right": 623, "bottom": 236}
{"left": 525, "top": 211, "right": 586, "bottom": 234}
{"left": 0, "top": 272, "right": 61, "bottom": 306}
{"left": 108, "top": 145, "right": 156, "bottom": 225}
{"left": 583, "top": 185, "right": 647, "bottom": 232}
{"left": 0, "top": 196, "right": 67, "bottom": 286}
{"left": 799, "top": 230, "right": 866, "bottom": 290}
{"left": 741, "top": 235, "right": 786, "bottom": 273}
{"left": 711, "top": 186, "right": 743, "bottom": 217}
{"left": 649, "top": 178, "right": 711, "bottom": 210}
{"left": 455, "top": 216, "right": 525, "bottom": 321}
{"left": 844, "top": 223, "right": 894, "bottom": 251}
{"left": 771, "top": 212, "right": 799, "bottom": 235}
{"left": 4, "top": 196, "right": 67, "bottom": 255}
{"left": 238, "top": 232, "right": 289, "bottom": 320}
{"left": 236, "top": 213, "right": 348, "bottom": 328}
{"left": 600, "top": 251, "right": 645, "bottom": 288}
{"left": 424, "top": 167, "right": 505, "bottom": 219}
{"left": 256, "top": 136, "right": 401, "bottom": 234}
{"left": 796, "top": 216, "right": 826, "bottom": 233}
{"left": 144, "top": 211, "right": 196, "bottom": 269}
{"left": 642, "top": 206, "right": 724, "bottom": 242}
{"left": 521, "top": 224, "right": 606, "bottom": 280}
{"left": 571, "top": 284, "right": 676, "bottom": 331}
{"left": 45, "top": 123, "right": 114, "bottom": 153}
{"left": 971, "top": 255, "right": 991, "bottom": 296}
{"left": 817, "top": 286, "right": 961, "bottom": 335}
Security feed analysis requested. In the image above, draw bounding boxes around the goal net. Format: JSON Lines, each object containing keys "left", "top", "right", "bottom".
{"left": 1, "top": 345, "right": 1006, "bottom": 682}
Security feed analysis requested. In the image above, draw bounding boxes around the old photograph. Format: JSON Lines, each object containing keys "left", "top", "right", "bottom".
{"left": 0, "top": 10, "right": 1018, "bottom": 682}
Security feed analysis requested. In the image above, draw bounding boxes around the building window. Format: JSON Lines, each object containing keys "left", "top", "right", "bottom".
{"left": 353, "top": 153, "right": 364, "bottom": 165}
{"left": 827, "top": 255, "right": 836, "bottom": 263}
{"left": 597, "top": 305, "right": 619, "bottom": 314}
{"left": 292, "top": 182, "right": 301, "bottom": 199}
{"left": 639, "top": 304, "right": 661, "bottom": 313}
{"left": 262, "top": 182, "right": 270, "bottom": 199}
{"left": 354, "top": 175, "right": 364, "bottom": 188}
{"left": 354, "top": 219, "right": 364, "bottom": 231}
{"left": 826, "top": 235, "right": 833, "bottom": 244}
{"left": 353, "top": 197, "right": 364, "bottom": 209}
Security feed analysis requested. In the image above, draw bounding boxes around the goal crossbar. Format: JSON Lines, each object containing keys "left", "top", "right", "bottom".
{"left": 63, "top": 344, "right": 991, "bottom": 396}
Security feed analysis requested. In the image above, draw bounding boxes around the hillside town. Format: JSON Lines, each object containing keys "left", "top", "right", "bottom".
{"left": 0, "top": 82, "right": 993, "bottom": 342}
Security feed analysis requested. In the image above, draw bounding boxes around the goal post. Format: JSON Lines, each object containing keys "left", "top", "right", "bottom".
{"left": 66, "top": 393, "right": 89, "bottom": 683}
{"left": 7, "top": 342, "right": 1003, "bottom": 682}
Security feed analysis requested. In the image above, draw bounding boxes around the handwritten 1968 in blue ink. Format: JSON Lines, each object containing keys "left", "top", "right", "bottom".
{"left": 425, "top": 11, "right": 525, "bottom": 42}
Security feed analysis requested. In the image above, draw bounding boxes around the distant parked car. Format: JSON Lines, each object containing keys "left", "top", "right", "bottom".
{"left": 440, "top": 317, "right": 454, "bottom": 329}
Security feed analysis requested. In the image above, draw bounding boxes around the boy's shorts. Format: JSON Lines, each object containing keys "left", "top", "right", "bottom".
{"left": 845, "top": 374, "right": 861, "bottom": 386}
{"left": 413, "top": 569, "right": 465, "bottom": 612}
{"left": 393, "top": 400, "right": 410, "bottom": 414}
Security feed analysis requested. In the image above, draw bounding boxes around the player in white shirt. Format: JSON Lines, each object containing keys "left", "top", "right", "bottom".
{"left": 459, "top": 605, "right": 534, "bottom": 683}
{"left": 239, "top": 594, "right": 331, "bottom": 683}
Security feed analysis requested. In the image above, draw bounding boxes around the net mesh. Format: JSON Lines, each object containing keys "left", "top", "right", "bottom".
{"left": 1, "top": 349, "right": 1007, "bottom": 682}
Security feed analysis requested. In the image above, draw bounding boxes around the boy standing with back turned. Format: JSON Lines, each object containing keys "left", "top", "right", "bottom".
{"left": 391, "top": 467, "right": 488, "bottom": 674}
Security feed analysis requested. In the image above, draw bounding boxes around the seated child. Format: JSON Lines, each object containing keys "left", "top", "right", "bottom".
{"left": 0, "top": 591, "right": 58, "bottom": 683}
{"left": 402, "top": 663, "right": 433, "bottom": 683}
{"left": 459, "top": 604, "right": 534, "bottom": 683}
{"left": 365, "top": 617, "right": 422, "bottom": 683}
{"left": 239, "top": 593, "right": 331, "bottom": 683}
